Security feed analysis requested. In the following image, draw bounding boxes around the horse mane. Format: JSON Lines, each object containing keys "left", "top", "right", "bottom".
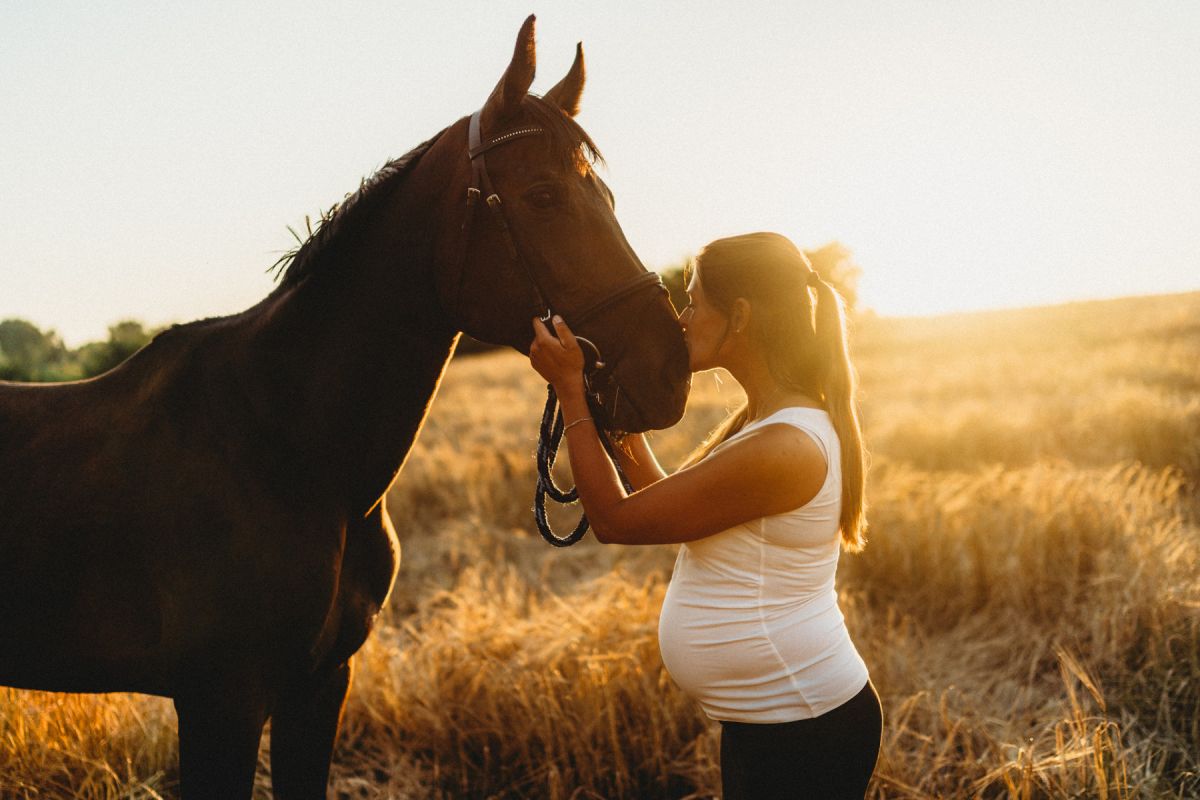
{"left": 268, "top": 130, "right": 446, "bottom": 291}
{"left": 267, "top": 97, "right": 601, "bottom": 292}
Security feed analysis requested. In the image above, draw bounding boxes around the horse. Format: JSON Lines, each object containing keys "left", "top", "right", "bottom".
{"left": 0, "top": 16, "right": 690, "bottom": 798}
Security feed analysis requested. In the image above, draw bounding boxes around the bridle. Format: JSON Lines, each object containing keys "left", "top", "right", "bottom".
{"left": 451, "top": 102, "right": 669, "bottom": 413}
{"left": 451, "top": 100, "right": 671, "bottom": 546}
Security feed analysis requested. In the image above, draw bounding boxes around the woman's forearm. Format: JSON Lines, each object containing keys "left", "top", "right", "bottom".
{"left": 556, "top": 387, "right": 629, "bottom": 537}
{"left": 611, "top": 433, "right": 668, "bottom": 490}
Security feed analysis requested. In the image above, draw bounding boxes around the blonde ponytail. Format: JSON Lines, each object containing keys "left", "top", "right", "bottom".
{"left": 811, "top": 277, "right": 868, "bottom": 551}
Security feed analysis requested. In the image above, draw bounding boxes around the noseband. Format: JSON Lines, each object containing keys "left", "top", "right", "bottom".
{"left": 453, "top": 102, "right": 668, "bottom": 546}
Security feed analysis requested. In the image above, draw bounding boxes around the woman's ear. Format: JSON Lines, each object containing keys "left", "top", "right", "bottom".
{"left": 730, "top": 298, "right": 752, "bottom": 335}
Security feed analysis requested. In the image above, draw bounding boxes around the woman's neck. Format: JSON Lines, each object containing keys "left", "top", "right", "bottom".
{"left": 727, "top": 356, "right": 821, "bottom": 423}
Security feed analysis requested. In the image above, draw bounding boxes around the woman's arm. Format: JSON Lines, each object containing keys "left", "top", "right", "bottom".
{"left": 610, "top": 433, "right": 668, "bottom": 490}
{"left": 530, "top": 317, "right": 826, "bottom": 545}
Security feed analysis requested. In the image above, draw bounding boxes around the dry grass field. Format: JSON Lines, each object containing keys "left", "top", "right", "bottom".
{"left": 1, "top": 291, "right": 1197, "bottom": 798}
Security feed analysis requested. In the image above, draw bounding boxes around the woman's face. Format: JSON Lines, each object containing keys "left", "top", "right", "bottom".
{"left": 679, "top": 271, "right": 730, "bottom": 372}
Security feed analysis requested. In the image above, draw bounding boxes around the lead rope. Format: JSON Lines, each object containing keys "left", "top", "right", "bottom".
{"left": 534, "top": 384, "right": 632, "bottom": 547}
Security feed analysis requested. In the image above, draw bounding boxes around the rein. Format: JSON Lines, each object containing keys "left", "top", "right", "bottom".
{"left": 534, "top": 384, "right": 633, "bottom": 547}
{"left": 454, "top": 101, "right": 663, "bottom": 547}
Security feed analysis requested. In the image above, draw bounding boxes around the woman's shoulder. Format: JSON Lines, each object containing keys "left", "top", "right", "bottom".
{"left": 711, "top": 412, "right": 828, "bottom": 466}
{"left": 704, "top": 406, "right": 834, "bottom": 464}
{"left": 752, "top": 405, "right": 831, "bottom": 426}
{"left": 739, "top": 407, "right": 837, "bottom": 460}
{"left": 696, "top": 415, "right": 829, "bottom": 514}
{"left": 739, "top": 406, "right": 834, "bottom": 438}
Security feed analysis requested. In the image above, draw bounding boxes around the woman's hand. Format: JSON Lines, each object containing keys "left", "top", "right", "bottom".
{"left": 529, "top": 315, "right": 586, "bottom": 398}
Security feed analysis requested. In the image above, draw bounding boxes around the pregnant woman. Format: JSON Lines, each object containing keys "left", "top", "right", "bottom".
{"left": 529, "top": 231, "right": 881, "bottom": 798}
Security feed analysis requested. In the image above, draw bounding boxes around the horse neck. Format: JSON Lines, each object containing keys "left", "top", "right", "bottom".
{"left": 245, "top": 167, "right": 461, "bottom": 514}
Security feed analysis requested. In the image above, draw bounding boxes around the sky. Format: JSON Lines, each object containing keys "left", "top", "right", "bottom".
{"left": 2, "top": 1, "right": 1198, "bottom": 346}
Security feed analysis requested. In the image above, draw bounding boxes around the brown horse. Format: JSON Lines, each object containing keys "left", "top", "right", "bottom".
{"left": 0, "top": 17, "right": 689, "bottom": 799}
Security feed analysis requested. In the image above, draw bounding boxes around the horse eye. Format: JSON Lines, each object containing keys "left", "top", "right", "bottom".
{"left": 525, "top": 187, "right": 560, "bottom": 209}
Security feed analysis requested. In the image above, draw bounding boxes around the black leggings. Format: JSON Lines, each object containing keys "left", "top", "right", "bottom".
{"left": 719, "top": 681, "right": 882, "bottom": 800}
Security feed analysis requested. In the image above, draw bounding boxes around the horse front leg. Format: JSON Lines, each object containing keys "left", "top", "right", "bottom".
{"left": 269, "top": 660, "right": 353, "bottom": 800}
{"left": 174, "top": 685, "right": 270, "bottom": 800}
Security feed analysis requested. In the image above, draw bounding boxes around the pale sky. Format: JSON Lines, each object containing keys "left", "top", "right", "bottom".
{"left": 3, "top": 1, "right": 1198, "bottom": 346}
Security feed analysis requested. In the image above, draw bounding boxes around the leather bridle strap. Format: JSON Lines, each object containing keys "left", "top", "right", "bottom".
{"left": 456, "top": 106, "right": 669, "bottom": 376}
{"left": 572, "top": 271, "right": 666, "bottom": 326}
{"left": 466, "top": 110, "right": 548, "bottom": 316}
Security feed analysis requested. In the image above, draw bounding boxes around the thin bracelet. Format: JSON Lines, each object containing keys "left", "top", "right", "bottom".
{"left": 563, "top": 416, "right": 594, "bottom": 433}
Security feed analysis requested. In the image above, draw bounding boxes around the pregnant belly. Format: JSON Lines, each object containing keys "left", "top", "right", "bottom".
{"left": 657, "top": 578, "right": 864, "bottom": 723}
{"left": 658, "top": 593, "right": 776, "bottom": 698}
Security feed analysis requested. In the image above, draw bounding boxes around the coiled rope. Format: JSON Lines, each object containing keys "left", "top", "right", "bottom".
{"left": 534, "top": 384, "right": 632, "bottom": 546}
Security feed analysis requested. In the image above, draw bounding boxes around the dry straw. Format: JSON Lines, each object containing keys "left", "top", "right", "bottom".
{"left": 1, "top": 291, "right": 1197, "bottom": 797}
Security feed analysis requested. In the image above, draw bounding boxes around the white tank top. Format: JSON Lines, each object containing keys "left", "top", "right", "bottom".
{"left": 658, "top": 407, "right": 869, "bottom": 723}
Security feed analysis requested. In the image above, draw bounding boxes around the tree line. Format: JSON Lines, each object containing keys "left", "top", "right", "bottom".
{"left": 2, "top": 242, "right": 860, "bottom": 379}
{"left": 0, "top": 319, "right": 159, "bottom": 382}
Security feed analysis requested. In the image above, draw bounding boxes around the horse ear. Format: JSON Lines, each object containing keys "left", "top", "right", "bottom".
{"left": 482, "top": 15, "right": 537, "bottom": 130}
{"left": 544, "top": 42, "right": 585, "bottom": 117}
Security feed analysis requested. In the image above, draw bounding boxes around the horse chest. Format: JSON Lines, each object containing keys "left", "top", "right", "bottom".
{"left": 314, "top": 502, "right": 400, "bottom": 668}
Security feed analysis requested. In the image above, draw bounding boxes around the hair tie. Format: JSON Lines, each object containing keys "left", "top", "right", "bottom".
{"left": 806, "top": 271, "right": 821, "bottom": 288}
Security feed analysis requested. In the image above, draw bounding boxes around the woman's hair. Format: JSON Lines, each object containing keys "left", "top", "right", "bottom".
{"left": 682, "top": 232, "right": 868, "bottom": 551}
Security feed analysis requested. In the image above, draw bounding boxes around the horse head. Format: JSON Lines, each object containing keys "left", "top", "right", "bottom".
{"left": 432, "top": 16, "right": 690, "bottom": 433}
